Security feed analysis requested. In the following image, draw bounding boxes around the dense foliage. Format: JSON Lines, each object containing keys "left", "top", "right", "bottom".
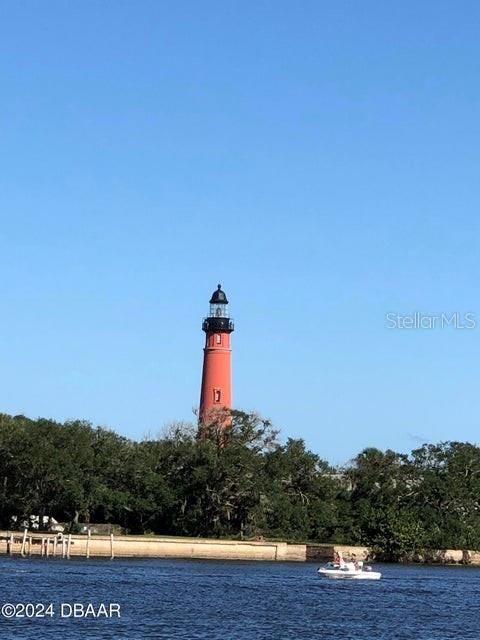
{"left": 1, "top": 411, "right": 479, "bottom": 559}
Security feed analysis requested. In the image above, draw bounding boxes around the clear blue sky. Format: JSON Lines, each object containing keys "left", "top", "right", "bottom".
{"left": 1, "top": 1, "right": 479, "bottom": 464}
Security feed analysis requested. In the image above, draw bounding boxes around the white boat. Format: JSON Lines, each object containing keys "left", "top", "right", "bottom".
{"left": 318, "top": 552, "right": 381, "bottom": 580}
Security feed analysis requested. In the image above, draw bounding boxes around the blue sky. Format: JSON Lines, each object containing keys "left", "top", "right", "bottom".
{"left": 1, "top": 1, "right": 479, "bottom": 464}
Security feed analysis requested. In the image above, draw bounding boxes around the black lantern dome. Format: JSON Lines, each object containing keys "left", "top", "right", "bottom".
{"left": 209, "top": 284, "right": 228, "bottom": 304}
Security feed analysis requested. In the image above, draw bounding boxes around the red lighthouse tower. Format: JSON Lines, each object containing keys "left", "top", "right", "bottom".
{"left": 199, "top": 284, "right": 234, "bottom": 427}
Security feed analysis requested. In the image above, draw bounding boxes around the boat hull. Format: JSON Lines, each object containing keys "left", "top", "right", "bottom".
{"left": 318, "top": 568, "right": 381, "bottom": 580}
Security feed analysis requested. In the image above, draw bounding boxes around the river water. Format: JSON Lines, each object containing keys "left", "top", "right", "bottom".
{"left": 0, "top": 556, "right": 478, "bottom": 639}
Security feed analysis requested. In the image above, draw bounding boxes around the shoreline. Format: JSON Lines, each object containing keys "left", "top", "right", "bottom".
{"left": 0, "top": 531, "right": 306, "bottom": 562}
{"left": 1, "top": 531, "right": 477, "bottom": 565}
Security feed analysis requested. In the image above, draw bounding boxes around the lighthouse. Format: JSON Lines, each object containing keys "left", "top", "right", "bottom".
{"left": 199, "top": 284, "right": 234, "bottom": 427}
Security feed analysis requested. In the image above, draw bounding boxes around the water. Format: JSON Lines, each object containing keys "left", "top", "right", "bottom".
{"left": 1, "top": 557, "right": 479, "bottom": 639}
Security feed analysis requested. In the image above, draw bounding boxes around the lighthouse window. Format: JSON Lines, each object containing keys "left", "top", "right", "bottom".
{"left": 214, "top": 389, "right": 221, "bottom": 403}
{"left": 216, "top": 334, "right": 221, "bottom": 345}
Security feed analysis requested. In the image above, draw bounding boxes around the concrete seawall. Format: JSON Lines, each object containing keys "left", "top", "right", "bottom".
{"left": 306, "top": 544, "right": 370, "bottom": 562}
{"left": 0, "top": 531, "right": 306, "bottom": 561}
{"left": 2, "top": 532, "right": 479, "bottom": 564}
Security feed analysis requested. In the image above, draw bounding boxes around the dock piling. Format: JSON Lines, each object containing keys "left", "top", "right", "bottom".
{"left": 20, "top": 528, "right": 27, "bottom": 557}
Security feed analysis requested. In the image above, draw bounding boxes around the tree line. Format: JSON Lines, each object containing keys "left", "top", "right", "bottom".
{"left": 1, "top": 410, "right": 479, "bottom": 560}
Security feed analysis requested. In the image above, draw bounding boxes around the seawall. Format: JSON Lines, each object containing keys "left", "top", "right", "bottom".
{"left": 0, "top": 531, "right": 306, "bottom": 561}
{"left": 2, "top": 532, "right": 479, "bottom": 564}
